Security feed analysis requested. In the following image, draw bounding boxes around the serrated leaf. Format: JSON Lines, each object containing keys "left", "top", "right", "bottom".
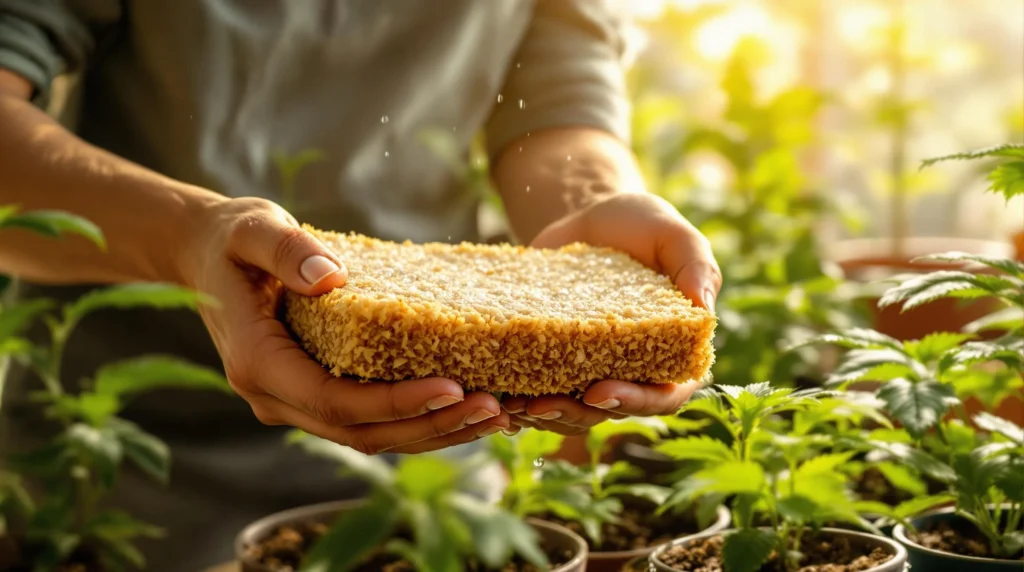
{"left": 108, "top": 418, "right": 171, "bottom": 485}
{"left": 875, "top": 461, "right": 927, "bottom": 496}
{"left": 92, "top": 355, "right": 230, "bottom": 398}
{"left": 449, "top": 494, "right": 548, "bottom": 570}
{"left": 973, "top": 412, "right": 1024, "bottom": 444}
{"left": 964, "top": 308, "right": 1024, "bottom": 334}
{"left": 654, "top": 435, "right": 736, "bottom": 463}
{"left": 63, "top": 283, "right": 217, "bottom": 325}
{"left": 827, "top": 348, "right": 923, "bottom": 385}
{"left": 397, "top": 456, "right": 458, "bottom": 500}
{"left": 892, "top": 494, "right": 956, "bottom": 519}
{"left": 721, "top": 529, "right": 777, "bottom": 572}
{"left": 987, "top": 160, "right": 1024, "bottom": 201}
{"left": 867, "top": 440, "right": 957, "bottom": 484}
{"left": 914, "top": 252, "right": 1024, "bottom": 278}
{"left": 586, "top": 417, "right": 667, "bottom": 456}
{"left": 0, "top": 209, "right": 105, "bottom": 249}
{"left": 301, "top": 492, "right": 397, "bottom": 572}
{"left": 660, "top": 416, "right": 713, "bottom": 434}
{"left": 904, "top": 332, "right": 975, "bottom": 363}
{"left": 777, "top": 495, "right": 819, "bottom": 522}
{"left": 287, "top": 431, "right": 394, "bottom": 488}
{"left": 0, "top": 299, "right": 53, "bottom": 342}
{"left": 602, "top": 483, "right": 672, "bottom": 505}
{"left": 877, "top": 379, "right": 957, "bottom": 438}
{"left": 939, "top": 341, "right": 1024, "bottom": 373}
{"left": 689, "top": 461, "right": 766, "bottom": 496}
{"left": 920, "top": 143, "right": 1024, "bottom": 168}
{"left": 879, "top": 271, "right": 1013, "bottom": 312}
{"left": 65, "top": 424, "right": 122, "bottom": 489}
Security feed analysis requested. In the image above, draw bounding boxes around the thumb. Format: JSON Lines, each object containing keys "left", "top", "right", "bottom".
{"left": 231, "top": 215, "right": 347, "bottom": 296}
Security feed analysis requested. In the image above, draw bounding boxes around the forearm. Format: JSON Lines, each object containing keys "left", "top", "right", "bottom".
{"left": 0, "top": 72, "right": 224, "bottom": 285}
{"left": 493, "top": 127, "right": 645, "bottom": 244}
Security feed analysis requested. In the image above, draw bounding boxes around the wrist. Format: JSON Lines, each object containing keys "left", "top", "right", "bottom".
{"left": 167, "top": 184, "right": 230, "bottom": 288}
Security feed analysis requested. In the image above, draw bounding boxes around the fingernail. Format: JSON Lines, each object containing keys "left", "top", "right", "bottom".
{"left": 300, "top": 255, "right": 340, "bottom": 285}
{"left": 502, "top": 427, "right": 522, "bottom": 436}
{"left": 588, "top": 398, "right": 621, "bottom": 410}
{"left": 504, "top": 403, "right": 526, "bottom": 414}
{"left": 535, "top": 410, "right": 563, "bottom": 420}
{"left": 477, "top": 425, "right": 502, "bottom": 438}
{"left": 465, "top": 410, "right": 498, "bottom": 425}
{"left": 702, "top": 288, "right": 716, "bottom": 312}
{"left": 426, "top": 395, "right": 462, "bottom": 411}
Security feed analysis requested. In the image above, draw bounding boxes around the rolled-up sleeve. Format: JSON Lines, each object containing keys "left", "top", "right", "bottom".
{"left": 485, "top": 0, "right": 633, "bottom": 159}
{"left": 0, "top": 0, "right": 114, "bottom": 107}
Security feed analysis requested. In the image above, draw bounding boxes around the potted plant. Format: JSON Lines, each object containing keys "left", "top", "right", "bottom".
{"left": 489, "top": 420, "right": 730, "bottom": 572}
{"left": 648, "top": 384, "right": 908, "bottom": 572}
{"left": 234, "top": 431, "right": 587, "bottom": 572}
{"left": 0, "top": 207, "right": 230, "bottom": 571}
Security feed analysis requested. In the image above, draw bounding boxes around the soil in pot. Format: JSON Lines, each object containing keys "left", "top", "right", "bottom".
{"left": 908, "top": 518, "right": 1023, "bottom": 561}
{"left": 540, "top": 504, "right": 705, "bottom": 553}
{"left": 658, "top": 532, "right": 893, "bottom": 572}
{"left": 245, "top": 520, "right": 574, "bottom": 572}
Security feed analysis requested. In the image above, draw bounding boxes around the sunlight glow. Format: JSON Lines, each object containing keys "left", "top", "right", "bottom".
{"left": 694, "top": 5, "right": 774, "bottom": 61}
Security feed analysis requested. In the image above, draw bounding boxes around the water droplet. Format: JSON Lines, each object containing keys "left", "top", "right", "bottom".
{"left": 452, "top": 126, "right": 457, "bottom": 132}
{"left": 567, "top": 155, "right": 572, "bottom": 161}
{"left": 497, "top": 94, "right": 504, "bottom": 103}
{"left": 518, "top": 99, "right": 525, "bottom": 110}
{"left": 447, "top": 235, "right": 452, "bottom": 240}
{"left": 533, "top": 457, "right": 545, "bottom": 468}
{"left": 381, "top": 115, "right": 389, "bottom": 124}
{"left": 518, "top": 147, "right": 523, "bottom": 152}
{"left": 526, "top": 185, "right": 531, "bottom": 193}
{"left": 516, "top": 62, "right": 521, "bottom": 69}
{"left": 384, "top": 151, "right": 390, "bottom": 158}
{"left": 526, "top": 132, "right": 531, "bottom": 137}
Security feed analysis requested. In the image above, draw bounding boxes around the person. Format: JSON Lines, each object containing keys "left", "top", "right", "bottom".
{"left": 0, "top": 1, "right": 721, "bottom": 569}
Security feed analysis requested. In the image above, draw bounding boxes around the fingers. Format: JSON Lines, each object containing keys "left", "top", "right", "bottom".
{"left": 509, "top": 414, "right": 589, "bottom": 436}
{"left": 234, "top": 317, "right": 466, "bottom": 426}
{"left": 514, "top": 395, "right": 626, "bottom": 428}
{"left": 229, "top": 207, "right": 347, "bottom": 296}
{"left": 583, "top": 380, "right": 699, "bottom": 417}
{"left": 388, "top": 412, "right": 511, "bottom": 455}
{"left": 656, "top": 220, "right": 722, "bottom": 312}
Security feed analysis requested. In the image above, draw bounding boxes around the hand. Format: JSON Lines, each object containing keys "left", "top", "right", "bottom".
{"left": 502, "top": 193, "right": 721, "bottom": 435}
{"left": 181, "top": 198, "right": 510, "bottom": 454}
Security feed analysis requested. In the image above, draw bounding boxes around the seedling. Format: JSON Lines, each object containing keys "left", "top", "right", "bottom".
{"left": 285, "top": 431, "right": 548, "bottom": 572}
{"left": 0, "top": 207, "right": 230, "bottom": 571}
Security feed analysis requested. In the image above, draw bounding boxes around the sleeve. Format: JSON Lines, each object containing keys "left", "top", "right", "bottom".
{"left": 484, "top": 0, "right": 634, "bottom": 159}
{"left": 0, "top": 0, "right": 120, "bottom": 107}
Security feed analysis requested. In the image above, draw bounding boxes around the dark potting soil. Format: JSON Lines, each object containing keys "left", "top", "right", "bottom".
{"left": 909, "top": 519, "right": 1024, "bottom": 561}
{"left": 246, "top": 520, "right": 572, "bottom": 572}
{"left": 0, "top": 534, "right": 103, "bottom": 572}
{"left": 851, "top": 468, "right": 911, "bottom": 507}
{"left": 658, "top": 533, "right": 892, "bottom": 572}
{"left": 542, "top": 506, "right": 700, "bottom": 552}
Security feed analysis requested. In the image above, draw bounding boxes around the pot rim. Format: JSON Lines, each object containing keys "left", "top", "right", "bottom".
{"left": 586, "top": 505, "right": 731, "bottom": 561}
{"left": 650, "top": 526, "right": 908, "bottom": 572}
{"left": 891, "top": 503, "right": 1022, "bottom": 565}
{"left": 234, "top": 499, "right": 589, "bottom": 572}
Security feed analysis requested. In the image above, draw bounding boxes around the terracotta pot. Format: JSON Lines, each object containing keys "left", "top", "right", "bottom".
{"left": 1013, "top": 230, "right": 1023, "bottom": 261}
{"left": 235, "top": 499, "right": 588, "bottom": 572}
{"left": 649, "top": 527, "right": 908, "bottom": 572}
{"left": 828, "top": 237, "right": 1014, "bottom": 341}
{"left": 583, "top": 506, "right": 731, "bottom": 572}
{"left": 892, "top": 504, "right": 1022, "bottom": 571}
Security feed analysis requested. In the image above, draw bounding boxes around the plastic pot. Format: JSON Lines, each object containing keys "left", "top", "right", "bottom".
{"left": 584, "top": 506, "right": 731, "bottom": 572}
{"left": 892, "top": 505, "right": 1023, "bottom": 571}
{"left": 649, "top": 527, "right": 908, "bottom": 572}
{"left": 235, "top": 499, "right": 588, "bottom": 572}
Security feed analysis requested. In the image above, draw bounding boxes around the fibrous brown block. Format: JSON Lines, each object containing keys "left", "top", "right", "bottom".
{"left": 285, "top": 228, "right": 716, "bottom": 396}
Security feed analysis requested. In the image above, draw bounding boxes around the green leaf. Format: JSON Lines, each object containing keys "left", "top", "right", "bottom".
{"left": 64, "top": 283, "right": 217, "bottom": 325}
{"left": 287, "top": 431, "right": 394, "bottom": 489}
{"left": 0, "top": 299, "right": 53, "bottom": 342}
{"left": 721, "top": 529, "right": 777, "bottom": 572}
{"left": 0, "top": 472, "right": 36, "bottom": 519}
{"left": 301, "top": 492, "right": 397, "bottom": 572}
{"left": 5, "top": 441, "right": 72, "bottom": 477}
{"left": 987, "top": 160, "right": 1024, "bottom": 201}
{"left": 973, "top": 412, "right": 1024, "bottom": 444}
{"left": 892, "top": 494, "right": 956, "bottom": 520}
{"left": 939, "top": 341, "right": 1024, "bottom": 373}
{"left": 108, "top": 419, "right": 171, "bottom": 485}
{"left": 516, "top": 430, "right": 566, "bottom": 463}
{"left": 864, "top": 440, "right": 957, "bottom": 484}
{"left": 689, "top": 461, "right": 766, "bottom": 496}
{"left": 602, "top": 483, "right": 672, "bottom": 505}
{"left": 877, "top": 379, "right": 957, "bottom": 438}
{"left": 964, "top": 308, "right": 1024, "bottom": 334}
{"left": 875, "top": 461, "right": 927, "bottom": 496}
{"left": 0, "top": 209, "right": 105, "bottom": 249}
{"left": 65, "top": 424, "right": 123, "bottom": 489}
{"left": 49, "top": 393, "right": 120, "bottom": 426}
{"left": 85, "top": 510, "right": 163, "bottom": 541}
{"left": 993, "top": 456, "right": 1024, "bottom": 502}
{"left": 654, "top": 435, "right": 736, "bottom": 463}
{"left": 93, "top": 355, "right": 230, "bottom": 398}
{"left": 586, "top": 417, "right": 667, "bottom": 456}
{"left": 920, "top": 143, "right": 1024, "bottom": 168}
{"left": 913, "top": 252, "right": 1024, "bottom": 278}
{"left": 904, "top": 333, "right": 975, "bottom": 363}
{"left": 449, "top": 494, "right": 548, "bottom": 570}
{"left": 777, "top": 495, "right": 820, "bottom": 522}
{"left": 793, "top": 328, "right": 902, "bottom": 351}
{"left": 827, "top": 349, "right": 923, "bottom": 385}
{"left": 879, "top": 271, "right": 1013, "bottom": 312}
{"left": 598, "top": 461, "right": 643, "bottom": 485}
{"left": 660, "top": 416, "right": 713, "bottom": 434}
{"left": 397, "top": 456, "right": 458, "bottom": 500}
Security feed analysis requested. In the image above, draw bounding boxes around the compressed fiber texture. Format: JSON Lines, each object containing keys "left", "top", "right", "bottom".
{"left": 285, "top": 228, "right": 717, "bottom": 396}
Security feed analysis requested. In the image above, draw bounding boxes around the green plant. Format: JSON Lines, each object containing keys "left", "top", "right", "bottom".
{"left": 489, "top": 419, "right": 674, "bottom": 547}
{"left": 655, "top": 384, "right": 883, "bottom": 572}
{"left": 287, "top": 431, "right": 547, "bottom": 572}
{"left": 921, "top": 142, "right": 1024, "bottom": 203}
{"left": 0, "top": 207, "right": 230, "bottom": 571}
